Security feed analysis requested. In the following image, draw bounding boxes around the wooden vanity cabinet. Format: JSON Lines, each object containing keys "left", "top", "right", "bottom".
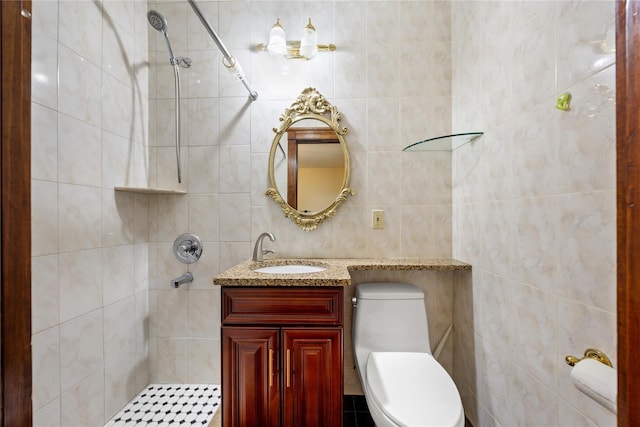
{"left": 221, "top": 287, "right": 344, "bottom": 427}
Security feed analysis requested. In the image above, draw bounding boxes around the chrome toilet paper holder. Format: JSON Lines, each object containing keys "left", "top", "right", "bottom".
{"left": 565, "top": 348, "right": 613, "bottom": 368}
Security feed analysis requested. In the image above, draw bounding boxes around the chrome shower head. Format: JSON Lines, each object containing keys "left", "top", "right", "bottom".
{"left": 147, "top": 9, "right": 183, "bottom": 66}
{"left": 147, "top": 10, "right": 168, "bottom": 33}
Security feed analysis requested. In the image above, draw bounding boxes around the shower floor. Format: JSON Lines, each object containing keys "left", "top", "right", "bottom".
{"left": 104, "top": 384, "right": 221, "bottom": 427}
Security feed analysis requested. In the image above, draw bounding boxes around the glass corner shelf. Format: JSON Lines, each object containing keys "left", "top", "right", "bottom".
{"left": 114, "top": 186, "right": 187, "bottom": 195}
{"left": 402, "top": 132, "right": 483, "bottom": 152}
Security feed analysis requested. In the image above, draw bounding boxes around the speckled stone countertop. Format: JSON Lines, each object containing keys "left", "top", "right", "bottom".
{"left": 213, "top": 258, "right": 471, "bottom": 287}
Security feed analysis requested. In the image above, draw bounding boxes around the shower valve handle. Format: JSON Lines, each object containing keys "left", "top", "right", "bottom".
{"left": 173, "top": 233, "right": 203, "bottom": 264}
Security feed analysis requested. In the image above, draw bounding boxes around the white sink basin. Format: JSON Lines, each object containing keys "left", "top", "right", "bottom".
{"left": 254, "top": 264, "right": 327, "bottom": 274}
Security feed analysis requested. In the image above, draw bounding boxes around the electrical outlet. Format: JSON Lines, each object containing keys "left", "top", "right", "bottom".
{"left": 372, "top": 210, "right": 384, "bottom": 229}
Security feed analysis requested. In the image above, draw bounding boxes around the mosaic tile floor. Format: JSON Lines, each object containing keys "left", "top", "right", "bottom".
{"left": 104, "top": 384, "right": 221, "bottom": 427}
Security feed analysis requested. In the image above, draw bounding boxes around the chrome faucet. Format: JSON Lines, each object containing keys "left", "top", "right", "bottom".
{"left": 253, "top": 232, "right": 276, "bottom": 262}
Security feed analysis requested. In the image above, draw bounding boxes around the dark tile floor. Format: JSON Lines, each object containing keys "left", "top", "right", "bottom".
{"left": 343, "top": 395, "right": 375, "bottom": 427}
{"left": 343, "top": 394, "right": 474, "bottom": 427}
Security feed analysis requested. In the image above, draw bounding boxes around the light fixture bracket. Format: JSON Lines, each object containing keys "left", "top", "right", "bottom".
{"left": 256, "top": 41, "right": 336, "bottom": 60}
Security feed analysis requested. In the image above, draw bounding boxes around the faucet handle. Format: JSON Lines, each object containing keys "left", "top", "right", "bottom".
{"left": 263, "top": 249, "right": 275, "bottom": 257}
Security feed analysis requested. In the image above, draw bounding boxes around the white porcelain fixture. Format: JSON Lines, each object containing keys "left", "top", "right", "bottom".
{"left": 253, "top": 264, "right": 326, "bottom": 274}
{"left": 352, "top": 282, "right": 464, "bottom": 427}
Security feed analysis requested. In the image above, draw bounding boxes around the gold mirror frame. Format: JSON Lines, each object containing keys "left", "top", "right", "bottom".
{"left": 266, "top": 87, "right": 354, "bottom": 231}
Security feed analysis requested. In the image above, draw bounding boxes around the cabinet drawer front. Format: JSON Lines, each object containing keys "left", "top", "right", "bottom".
{"left": 222, "top": 287, "right": 343, "bottom": 325}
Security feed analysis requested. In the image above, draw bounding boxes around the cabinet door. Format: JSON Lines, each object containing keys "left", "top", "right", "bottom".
{"left": 282, "top": 328, "right": 343, "bottom": 427}
{"left": 222, "top": 327, "right": 280, "bottom": 427}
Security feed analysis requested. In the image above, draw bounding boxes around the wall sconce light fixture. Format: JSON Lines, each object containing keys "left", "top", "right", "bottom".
{"left": 257, "top": 18, "right": 336, "bottom": 60}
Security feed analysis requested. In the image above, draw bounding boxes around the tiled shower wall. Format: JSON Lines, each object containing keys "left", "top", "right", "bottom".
{"left": 31, "top": 0, "right": 152, "bottom": 425}
{"left": 451, "top": 2, "right": 617, "bottom": 426}
{"left": 146, "top": 0, "right": 454, "bottom": 384}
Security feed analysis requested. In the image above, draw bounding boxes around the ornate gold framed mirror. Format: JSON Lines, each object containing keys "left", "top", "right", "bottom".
{"left": 266, "top": 87, "right": 354, "bottom": 231}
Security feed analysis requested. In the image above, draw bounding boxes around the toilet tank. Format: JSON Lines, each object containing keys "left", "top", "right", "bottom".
{"left": 352, "top": 282, "right": 431, "bottom": 363}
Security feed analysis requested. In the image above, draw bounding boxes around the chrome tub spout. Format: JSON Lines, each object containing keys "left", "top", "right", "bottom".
{"left": 171, "top": 272, "right": 193, "bottom": 288}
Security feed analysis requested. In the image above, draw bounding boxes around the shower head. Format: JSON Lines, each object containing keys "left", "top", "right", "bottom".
{"left": 147, "top": 9, "right": 185, "bottom": 66}
{"left": 147, "top": 10, "right": 167, "bottom": 34}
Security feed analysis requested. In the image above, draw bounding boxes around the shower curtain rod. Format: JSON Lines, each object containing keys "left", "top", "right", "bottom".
{"left": 186, "top": 0, "right": 258, "bottom": 101}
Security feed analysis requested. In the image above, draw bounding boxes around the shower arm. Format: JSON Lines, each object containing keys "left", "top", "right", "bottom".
{"left": 186, "top": 0, "right": 258, "bottom": 101}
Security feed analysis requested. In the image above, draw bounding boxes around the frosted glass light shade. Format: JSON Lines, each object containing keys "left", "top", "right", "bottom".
{"left": 267, "top": 19, "right": 287, "bottom": 57}
{"left": 299, "top": 18, "right": 317, "bottom": 59}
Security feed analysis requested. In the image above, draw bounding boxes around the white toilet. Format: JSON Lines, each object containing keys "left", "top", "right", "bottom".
{"left": 352, "top": 282, "right": 465, "bottom": 427}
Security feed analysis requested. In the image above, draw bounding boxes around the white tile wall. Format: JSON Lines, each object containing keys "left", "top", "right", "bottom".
{"left": 452, "top": 1, "right": 617, "bottom": 426}
{"left": 31, "top": 0, "right": 150, "bottom": 425}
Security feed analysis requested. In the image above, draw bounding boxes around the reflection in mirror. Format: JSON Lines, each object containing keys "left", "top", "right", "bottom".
{"left": 296, "top": 141, "right": 344, "bottom": 212}
{"left": 277, "top": 127, "right": 344, "bottom": 212}
{"left": 266, "top": 87, "right": 354, "bottom": 231}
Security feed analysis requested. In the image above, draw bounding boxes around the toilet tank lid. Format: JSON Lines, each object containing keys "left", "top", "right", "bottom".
{"left": 355, "top": 282, "right": 424, "bottom": 300}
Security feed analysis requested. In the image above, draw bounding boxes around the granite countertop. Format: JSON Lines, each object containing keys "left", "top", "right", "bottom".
{"left": 213, "top": 258, "right": 471, "bottom": 287}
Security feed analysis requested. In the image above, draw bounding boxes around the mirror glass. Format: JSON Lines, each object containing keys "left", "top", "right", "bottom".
{"left": 273, "top": 122, "right": 345, "bottom": 213}
{"left": 266, "top": 88, "right": 353, "bottom": 231}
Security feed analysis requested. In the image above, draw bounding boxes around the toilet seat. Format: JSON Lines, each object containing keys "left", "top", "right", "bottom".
{"left": 365, "top": 352, "right": 464, "bottom": 427}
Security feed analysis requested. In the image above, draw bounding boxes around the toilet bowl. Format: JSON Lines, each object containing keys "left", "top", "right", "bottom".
{"left": 352, "top": 282, "right": 464, "bottom": 427}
